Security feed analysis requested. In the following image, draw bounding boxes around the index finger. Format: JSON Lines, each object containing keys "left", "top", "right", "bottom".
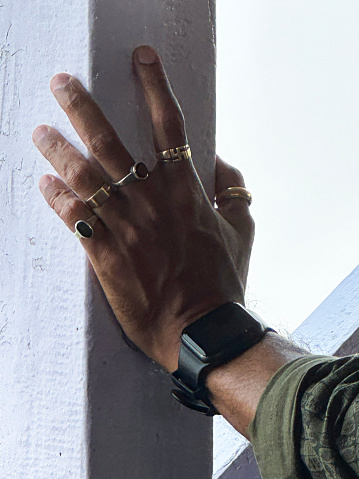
{"left": 50, "top": 73, "right": 134, "bottom": 181}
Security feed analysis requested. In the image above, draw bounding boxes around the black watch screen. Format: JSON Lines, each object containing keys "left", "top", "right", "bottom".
{"left": 181, "top": 303, "right": 265, "bottom": 363}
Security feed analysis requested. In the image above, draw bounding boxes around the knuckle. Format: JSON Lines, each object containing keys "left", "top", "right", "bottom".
{"left": 88, "top": 130, "right": 119, "bottom": 159}
{"left": 64, "top": 89, "right": 84, "bottom": 113}
{"left": 64, "top": 162, "right": 93, "bottom": 190}
{"left": 153, "top": 107, "right": 185, "bottom": 131}
{"left": 146, "top": 71, "right": 168, "bottom": 92}
{"left": 59, "top": 197, "right": 80, "bottom": 223}
{"left": 48, "top": 188, "right": 74, "bottom": 218}
{"left": 48, "top": 188, "right": 63, "bottom": 212}
{"left": 124, "top": 224, "right": 141, "bottom": 248}
{"left": 45, "top": 136, "right": 67, "bottom": 159}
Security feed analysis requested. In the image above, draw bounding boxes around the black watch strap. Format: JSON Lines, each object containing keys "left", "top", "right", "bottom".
{"left": 171, "top": 353, "right": 219, "bottom": 416}
{"left": 171, "top": 303, "right": 277, "bottom": 416}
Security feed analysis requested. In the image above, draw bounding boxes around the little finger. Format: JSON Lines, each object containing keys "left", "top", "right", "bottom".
{"left": 215, "top": 155, "right": 254, "bottom": 237}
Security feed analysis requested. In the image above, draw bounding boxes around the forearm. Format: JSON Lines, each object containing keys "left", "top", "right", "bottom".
{"left": 206, "top": 332, "right": 311, "bottom": 440}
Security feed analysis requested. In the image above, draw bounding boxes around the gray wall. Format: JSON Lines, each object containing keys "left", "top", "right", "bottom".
{"left": 87, "top": 1, "right": 216, "bottom": 477}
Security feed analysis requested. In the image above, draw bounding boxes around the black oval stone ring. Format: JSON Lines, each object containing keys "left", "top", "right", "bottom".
{"left": 112, "top": 162, "right": 149, "bottom": 188}
{"left": 75, "top": 214, "right": 99, "bottom": 239}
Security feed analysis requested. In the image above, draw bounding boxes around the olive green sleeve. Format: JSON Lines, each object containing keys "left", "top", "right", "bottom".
{"left": 249, "top": 354, "right": 359, "bottom": 479}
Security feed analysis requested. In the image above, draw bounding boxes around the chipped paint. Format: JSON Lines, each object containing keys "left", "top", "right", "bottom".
{"left": 31, "top": 257, "right": 47, "bottom": 271}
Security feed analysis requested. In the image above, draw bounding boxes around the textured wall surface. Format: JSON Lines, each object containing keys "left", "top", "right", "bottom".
{"left": 1, "top": 0, "right": 216, "bottom": 478}
{"left": 0, "top": 1, "right": 89, "bottom": 478}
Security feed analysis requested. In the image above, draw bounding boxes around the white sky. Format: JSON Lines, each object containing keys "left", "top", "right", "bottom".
{"left": 214, "top": 3, "right": 359, "bottom": 475}
{"left": 216, "top": 0, "right": 359, "bottom": 333}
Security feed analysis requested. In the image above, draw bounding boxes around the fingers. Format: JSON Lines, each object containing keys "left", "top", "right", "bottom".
{"left": 33, "top": 125, "right": 106, "bottom": 203}
{"left": 50, "top": 73, "right": 134, "bottom": 180}
{"left": 39, "top": 174, "right": 107, "bottom": 242}
{"left": 215, "top": 155, "right": 245, "bottom": 190}
{"left": 215, "top": 155, "right": 253, "bottom": 232}
{"left": 133, "top": 45, "right": 188, "bottom": 152}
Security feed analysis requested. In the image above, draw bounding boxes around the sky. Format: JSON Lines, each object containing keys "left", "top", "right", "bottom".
{"left": 214, "top": 3, "right": 359, "bottom": 475}
{"left": 216, "top": 0, "right": 359, "bottom": 334}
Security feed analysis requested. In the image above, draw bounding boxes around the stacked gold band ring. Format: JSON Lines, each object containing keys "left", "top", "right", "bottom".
{"left": 156, "top": 145, "right": 191, "bottom": 162}
{"left": 216, "top": 187, "right": 252, "bottom": 206}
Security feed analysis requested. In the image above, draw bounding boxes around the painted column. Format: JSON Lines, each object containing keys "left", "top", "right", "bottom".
{"left": 0, "top": 1, "right": 216, "bottom": 477}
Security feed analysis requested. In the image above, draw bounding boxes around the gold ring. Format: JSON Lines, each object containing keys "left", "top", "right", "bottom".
{"left": 74, "top": 214, "right": 98, "bottom": 239}
{"left": 216, "top": 187, "right": 252, "bottom": 206}
{"left": 156, "top": 145, "right": 191, "bottom": 162}
{"left": 85, "top": 183, "right": 111, "bottom": 209}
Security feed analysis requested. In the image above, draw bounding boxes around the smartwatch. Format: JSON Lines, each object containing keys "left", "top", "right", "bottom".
{"left": 171, "top": 302, "right": 276, "bottom": 415}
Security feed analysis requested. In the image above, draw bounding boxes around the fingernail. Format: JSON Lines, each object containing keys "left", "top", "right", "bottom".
{"left": 136, "top": 46, "right": 157, "bottom": 65}
{"left": 32, "top": 125, "right": 50, "bottom": 144}
{"left": 50, "top": 73, "right": 71, "bottom": 92}
{"left": 39, "top": 175, "right": 53, "bottom": 193}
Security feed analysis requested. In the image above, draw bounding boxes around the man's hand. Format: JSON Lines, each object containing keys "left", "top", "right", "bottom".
{"left": 32, "top": 45, "right": 254, "bottom": 373}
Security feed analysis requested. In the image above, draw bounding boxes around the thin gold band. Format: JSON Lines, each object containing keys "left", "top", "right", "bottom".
{"left": 216, "top": 187, "right": 252, "bottom": 206}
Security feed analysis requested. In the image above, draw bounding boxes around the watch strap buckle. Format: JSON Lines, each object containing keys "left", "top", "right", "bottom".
{"left": 171, "top": 371, "right": 219, "bottom": 416}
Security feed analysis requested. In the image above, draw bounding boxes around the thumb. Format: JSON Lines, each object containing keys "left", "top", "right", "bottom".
{"left": 215, "top": 155, "right": 253, "bottom": 232}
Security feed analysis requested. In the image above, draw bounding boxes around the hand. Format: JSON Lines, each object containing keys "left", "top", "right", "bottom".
{"left": 32, "top": 45, "right": 254, "bottom": 373}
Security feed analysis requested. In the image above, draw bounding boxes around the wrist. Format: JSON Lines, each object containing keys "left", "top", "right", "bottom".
{"left": 171, "top": 303, "right": 274, "bottom": 415}
{"left": 206, "top": 332, "right": 311, "bottom": 439}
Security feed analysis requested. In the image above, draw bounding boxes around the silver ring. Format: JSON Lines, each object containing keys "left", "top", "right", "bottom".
{"left": 75, "top": 215, "right": 98, "bottom": 239}
{"left": 112, "top": 162, "right": 149, "bottom": 188}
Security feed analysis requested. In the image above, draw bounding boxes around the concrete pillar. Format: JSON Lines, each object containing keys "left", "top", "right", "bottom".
{"left": 1, "top": 1, "right": 215, "bottom": 477}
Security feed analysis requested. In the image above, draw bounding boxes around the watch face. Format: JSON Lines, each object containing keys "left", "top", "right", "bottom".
{"left": 182, "top": 303, "right": 263, "bottom": 363}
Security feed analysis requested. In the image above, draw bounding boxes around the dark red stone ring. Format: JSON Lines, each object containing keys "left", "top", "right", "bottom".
{"left": 112, "top": 162, "right": 149, "bottom": 188}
